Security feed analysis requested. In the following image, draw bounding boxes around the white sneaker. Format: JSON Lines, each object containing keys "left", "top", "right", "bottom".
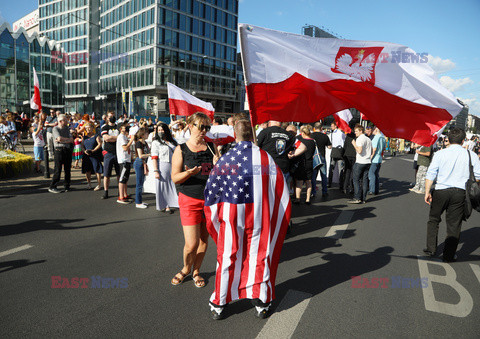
{"left": 136, "top": 203, "right": 148, "bottom": 209}
{"left": 93, "top": 185, "right": 101, "bottom": 191}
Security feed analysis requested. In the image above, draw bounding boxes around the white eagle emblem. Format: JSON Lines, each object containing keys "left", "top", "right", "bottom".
{"left": 334, "top": 51, "right": 376, "bottom": 82}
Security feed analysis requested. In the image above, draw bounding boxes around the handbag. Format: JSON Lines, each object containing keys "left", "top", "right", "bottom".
{"left": 464, "top": 150, "right": 480, "bottom": 220}
{"left": 331, "top": 146, "right": 344, "bottom": 160}
{"left": 312, "top": 141, "right": 324, "bottom": 170}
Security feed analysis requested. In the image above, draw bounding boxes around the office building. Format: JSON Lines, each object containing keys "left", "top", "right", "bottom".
{"left": 39, "top": 0, "right": 239, "bottom": 116}
{"left": 100, "top": 0, "right": 239, "bottom": 117}
{"left": 39, "top": 0, "right": 100, "bottom": 113}
{"left": 0, "top": 23, "right": 65, "bottom": 113}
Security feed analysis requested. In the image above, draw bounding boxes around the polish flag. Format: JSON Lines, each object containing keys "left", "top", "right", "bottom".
{"left": 333, "top": 109, "right": 353, "bottom": 134}
{"left": 167, "top": 82, "right": 215, "bottom": 121}
{"left": 204, "top": 124, "right": 235, "bottom": 146}
{"left": 239, "top": 24, "right": 463, "bottom": 146}
{"left": 30, "top": 67, "right": 42, "bottom": 112}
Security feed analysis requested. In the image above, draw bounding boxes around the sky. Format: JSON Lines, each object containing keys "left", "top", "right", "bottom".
{"left": 1, "top": 0, "right": 479, "bottom": 116}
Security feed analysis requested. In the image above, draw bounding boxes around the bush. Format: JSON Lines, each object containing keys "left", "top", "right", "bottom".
{"left": 0, "top": 150, "right": 33, "bottom": 178}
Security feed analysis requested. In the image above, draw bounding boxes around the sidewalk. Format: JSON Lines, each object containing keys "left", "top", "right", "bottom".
{"left": 0, "top": 140, "right": 87, "bottom": 194}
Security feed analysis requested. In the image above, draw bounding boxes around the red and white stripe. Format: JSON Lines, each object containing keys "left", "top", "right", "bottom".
{"left": 30, "top": 67, "right": 42, "bottom": 111}
{"left": 167, "top": 82, "right": 215, "bottom": 121}
{"left": 204, "top": 145, "right": 291, "bottom": 306}
{"left": 333, "top": 109, "right": 353, "bottom": 134}
{"left": 204, "top": 125, "right": 235, "bottom": 146}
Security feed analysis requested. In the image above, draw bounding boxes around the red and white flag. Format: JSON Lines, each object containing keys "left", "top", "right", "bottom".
{"left": 167, "top": 82, "right": 215, "bottom": 121}
{"left": 204, "top": 124, "right": 235, "bottom": 146}
{"left": 239, "top": 24, "right": 463, "bottom": 146}
{"left": 204, "top": 141, "right": 291, "bottom": 306}
{"left": 333, "top": 109, "right": 353, "bottom": 134}
{"left": 30, "top": 67, "right": 42, "bottom": 111}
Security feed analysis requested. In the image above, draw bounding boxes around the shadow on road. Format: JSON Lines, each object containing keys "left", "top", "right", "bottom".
{"left": 275, "top": 246, "right": 394, "bottom": 310}
{"left": 0, "top": 259, "right": 46, "bottom": 274}
{"left": 0, "top": 219, "right": 125, "bottom": 237}
{"left": 364, "top": 178, "right": 412, "bottom": 203}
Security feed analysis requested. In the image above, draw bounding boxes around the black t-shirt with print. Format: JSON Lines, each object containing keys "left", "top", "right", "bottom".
{"left": 101, "top": 124, "right": 118, "bottom": 154}
{"left": 257, "top": 126, "right": 295, "bottom": 173}
{"left": 135, "top": 140, "right": 149, "bottom": 159}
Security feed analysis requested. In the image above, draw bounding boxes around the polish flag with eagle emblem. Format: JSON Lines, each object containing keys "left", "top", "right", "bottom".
{"left": 239, "top": 24, "right": 463, "bottom": 146}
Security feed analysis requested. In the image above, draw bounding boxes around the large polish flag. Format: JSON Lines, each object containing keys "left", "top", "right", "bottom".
{"left": 239, "top": 24, "right": 463, "bottom": 146}
{"left": 333, "top": 109, "right": 353, "bottom": 134}
{"left": 30, "top": 67, "right": 42, "bottom": 111}
{"left": 167, "top": 82, "right": 215, "bottom": 121}
{"left": 204, "top": 141, "right": 291, "bottom": 306}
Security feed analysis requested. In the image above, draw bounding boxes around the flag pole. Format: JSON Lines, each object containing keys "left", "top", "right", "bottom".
{"left": 238, "top": 24, "right": 258, "bottom": 144}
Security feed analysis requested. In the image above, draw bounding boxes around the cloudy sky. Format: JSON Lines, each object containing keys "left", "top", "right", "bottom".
{"left": 2, "top": 0, "right": 479, "bottom": 115}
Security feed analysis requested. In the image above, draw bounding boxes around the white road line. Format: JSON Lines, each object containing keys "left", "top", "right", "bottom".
{"left": 256, "top": 289, "right": 312, "bottom": 339}
{"left": 0, "top": 245, "right": 33, "bottom": 258}
{"left": 325, "top": 211, "right": 354, "bottom": 239}
{"left": 469, "top": 264, "right": 480, "bottom": 284}
{"left": 417, "top": 256, "right": 473, "bottom": 317}
{"left": 399, "top": 158, "right": 415, "bottom": 163}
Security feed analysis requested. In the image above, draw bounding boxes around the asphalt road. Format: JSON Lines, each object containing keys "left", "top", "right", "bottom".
{"left": 1, "top": 154, "right": 479, "bottom": 338}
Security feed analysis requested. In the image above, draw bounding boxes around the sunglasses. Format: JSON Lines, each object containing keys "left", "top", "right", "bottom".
{"left": 193, "top": 123, "right": 211, "bottom": 132}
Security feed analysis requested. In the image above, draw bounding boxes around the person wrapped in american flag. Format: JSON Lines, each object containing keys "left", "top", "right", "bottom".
{"left": 204, "top": 120, "right": 292, "bottom": 320}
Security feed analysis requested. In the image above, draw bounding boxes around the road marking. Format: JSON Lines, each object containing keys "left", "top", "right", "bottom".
{"left": 417, "top": 256, "right": 473, "bottom": 317}
{"left": 400, "top": 158, "right": 415, "bottom": 163}
{"left": 469, "top": 264, "right": 480, "bottom": 283}
{"left": 0, "top": 245, "right": 33, "bottom": 258}
{"left": 256, "top": 289, "right": 312, "bottom": 339}
{"left": 325, "top": 211, "right": 354, "bottom": 239}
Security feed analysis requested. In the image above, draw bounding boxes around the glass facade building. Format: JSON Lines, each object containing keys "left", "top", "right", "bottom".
{"left": 100, "top": 0, "right": 239, "bottom": 116}
{"left": 0, "top": 23, "right": 64, "bottom": 113}
{"left": 39, "top": 0, "right": 99, "bottom": 113}
{"left": 39, "top": 0, "right": 239, "bottom": 116}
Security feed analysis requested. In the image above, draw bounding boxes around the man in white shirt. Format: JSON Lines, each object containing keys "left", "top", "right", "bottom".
{"left": 328, "top": 121, "right": 346, "bottom": 188}
{"left": 424, "top": 128, "right": 480, "bottom": 262}
{"left": 349, "top": 124, "right": 372, "bottom": 204}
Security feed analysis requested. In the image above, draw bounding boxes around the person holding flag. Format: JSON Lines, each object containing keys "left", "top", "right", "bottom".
{"left": 204, "top": 119, "right": 292, "bottom": 320}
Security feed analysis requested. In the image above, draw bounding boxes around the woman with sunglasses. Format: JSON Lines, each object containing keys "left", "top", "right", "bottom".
{"left": 171, "top": 112, "right": 218, "bottom": 288}
{"left": 151, "top": 123, "right": 178, "bottom": 213}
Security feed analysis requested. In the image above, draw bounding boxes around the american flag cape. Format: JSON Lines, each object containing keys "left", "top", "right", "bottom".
{"left": 204, "top": 141, "right": 291, "bottom": 306}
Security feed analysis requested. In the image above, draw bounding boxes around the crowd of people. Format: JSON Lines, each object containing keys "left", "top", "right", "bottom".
{"left": 6, "top": 107, "right": 480, "bottom": 320}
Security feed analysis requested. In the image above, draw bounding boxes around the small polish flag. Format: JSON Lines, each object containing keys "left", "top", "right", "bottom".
{"left": 30, "top": 67, "right": 42, "bottom": 112}
{"left": 333, "top": 109, "right": 353, "bottom": 134}
{"left": 204, "top": 124, "right": 235, "bottom": 146}
{"left": 167, "top": 82, "right": 215, "bottom": 121}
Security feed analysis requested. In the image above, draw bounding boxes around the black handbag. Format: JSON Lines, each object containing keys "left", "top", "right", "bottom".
{"left": 331, "top": 146, "right": 344, "bottom": 160}
{"left": 464, "top": 151, "right": 480, "bottom": 220}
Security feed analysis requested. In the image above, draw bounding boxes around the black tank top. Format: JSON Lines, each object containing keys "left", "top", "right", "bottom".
{"left": 178, "top": 142, "right": 214, "bottom": 200}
